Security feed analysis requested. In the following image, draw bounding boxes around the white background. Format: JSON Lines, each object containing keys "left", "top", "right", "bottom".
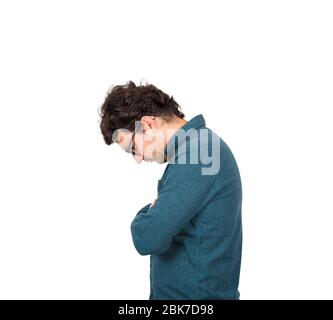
{"left": 0, "top": 0, "right": 332, "bottom": 299}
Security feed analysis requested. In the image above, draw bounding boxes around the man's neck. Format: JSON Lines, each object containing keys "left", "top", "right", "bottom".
{"left": 167, "top": 117, "right": 188, "bottom": 140}
{"left": 163, "top": 117, "right": 188, "bottom": 162}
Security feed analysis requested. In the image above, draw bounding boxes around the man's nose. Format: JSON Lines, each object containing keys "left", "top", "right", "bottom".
{"left": 133, "top": 154, "right": 143, "bottom": 163}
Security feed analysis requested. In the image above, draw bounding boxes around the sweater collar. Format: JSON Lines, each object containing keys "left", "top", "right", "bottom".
{"left": 164, "top": 114, "right": 206, "bottom": 162}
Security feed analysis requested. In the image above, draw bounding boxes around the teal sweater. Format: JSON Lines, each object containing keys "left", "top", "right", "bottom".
{"left": 130, "top": 114, "right": 242, "bottom": 300}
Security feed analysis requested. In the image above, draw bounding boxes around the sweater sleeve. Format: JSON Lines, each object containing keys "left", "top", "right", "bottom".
{"left": 130, "top": 162, "right": 221, "bottom": 255}
{"left": 135, "top": 203, "right": 152, "bottom": 216}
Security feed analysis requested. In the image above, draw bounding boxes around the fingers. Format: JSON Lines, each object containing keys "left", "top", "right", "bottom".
{"left": 150, "top": 198, "right": 157, "bottom": 208}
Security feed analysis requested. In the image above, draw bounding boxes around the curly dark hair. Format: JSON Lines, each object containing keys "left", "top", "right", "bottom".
{"left": 98, "top": 80, "right": 185, "bottom": 145}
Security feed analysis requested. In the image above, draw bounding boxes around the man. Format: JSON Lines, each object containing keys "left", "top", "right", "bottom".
{"left": 99, "top": 81, "right": 242, "bottom": 300}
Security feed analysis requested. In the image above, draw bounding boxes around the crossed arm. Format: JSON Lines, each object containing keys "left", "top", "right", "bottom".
{"left": 130, "top": 163, "right": 221, "bottom": 255}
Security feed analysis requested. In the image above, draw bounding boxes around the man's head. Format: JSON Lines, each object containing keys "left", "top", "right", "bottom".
{"left": 98, "top": 81, "right": 186, "bottom": 163}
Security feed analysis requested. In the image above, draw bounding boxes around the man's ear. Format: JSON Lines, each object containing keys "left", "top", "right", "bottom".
{"left": 141, "top": 116, "right": 156, "bottom": 129}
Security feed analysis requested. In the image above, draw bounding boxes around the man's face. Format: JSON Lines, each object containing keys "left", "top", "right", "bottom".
{"left": 115, "top": 117, "right": 167, "bottom": 164}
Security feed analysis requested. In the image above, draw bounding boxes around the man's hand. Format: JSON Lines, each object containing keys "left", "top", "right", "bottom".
{"left": 150, "top": 198, "right": 158, "bottom": 208}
